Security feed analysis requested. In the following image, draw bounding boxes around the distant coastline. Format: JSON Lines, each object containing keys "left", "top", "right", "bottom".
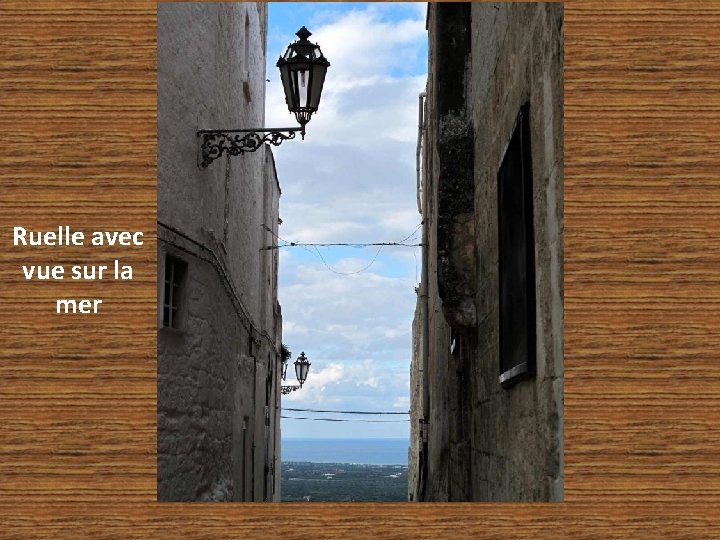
{"left": 282, "top": 438, "right": 409, "bottom": 466}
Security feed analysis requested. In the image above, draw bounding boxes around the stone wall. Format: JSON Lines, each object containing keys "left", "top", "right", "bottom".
{"left": 408, "top": 300, "right": 422, "bottom": 501}
{"left": 157, "top": 3, "right": 282, "bottom": 502}
{"left": 410, "top": 2, "right": 563, "bottom": 502}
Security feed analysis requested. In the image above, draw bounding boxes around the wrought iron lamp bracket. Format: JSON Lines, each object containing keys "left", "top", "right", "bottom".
{"left": 197, "top": 126, "right": 305, "bottom": 168}
{"left": 281, "top": 385, "right": 302, "bottom": 395}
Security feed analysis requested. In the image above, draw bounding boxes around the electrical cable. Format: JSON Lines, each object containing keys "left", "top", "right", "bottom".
{"left": 261, "top": 223, "right": 423, "bottom": 249}
{"left": 283, "top": 408, "right": 408, "bottom": 415}
{"left": 261, "top": 222, "right": 423, "bottom": 276}
{"left": 312, "top": 244, "right": 383, "bottom": 276}
{"left": 281, "top": 415, "right": 409, "bottom": 423}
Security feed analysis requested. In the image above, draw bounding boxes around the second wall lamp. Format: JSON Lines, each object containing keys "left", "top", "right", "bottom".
{"left": 281, "top": 351, "right": 311, "bottom": 395}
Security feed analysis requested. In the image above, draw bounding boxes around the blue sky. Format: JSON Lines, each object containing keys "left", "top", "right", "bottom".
{"left": 266, "top": 3, "right": 428, "bottom": 439}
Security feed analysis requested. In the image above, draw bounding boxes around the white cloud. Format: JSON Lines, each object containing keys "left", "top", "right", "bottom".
{"left": 306, "top": 362, "right": 345, "bottom": 387}
{"left": 392, "top": 396, "right": 410, "bottom": 410}
{"left": 284, "top": 358, "right": 384, "bottom": 404}
{"left": 312, "top": 13, "right": 424, "bottom": 77}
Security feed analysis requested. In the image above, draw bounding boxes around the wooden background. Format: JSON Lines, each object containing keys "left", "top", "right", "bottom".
{"left": 1, "top": 0, "right": 720, "bottom": 537}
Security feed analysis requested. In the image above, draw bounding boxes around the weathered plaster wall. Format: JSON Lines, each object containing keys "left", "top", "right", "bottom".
{"left": 410, "top": 2, "right": 563, "bottom": 502}
{"left": 408, "top": 301, "right": 422, "bottom": 501}
{"left": 468, "top": 1, "right": 564, "bottom": 502}
{"left": 261, "top": 148, "right": 282, "bottom": 502}
{"left": 157, "top": 2, "right": 268, "bottom": 320}
{"left": 157, "top": 3, "right": 282, "bottom": 502}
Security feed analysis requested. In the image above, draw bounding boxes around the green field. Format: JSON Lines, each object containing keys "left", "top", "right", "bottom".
{"left": 281, "top": 461, "right": 408, "bottom": 502}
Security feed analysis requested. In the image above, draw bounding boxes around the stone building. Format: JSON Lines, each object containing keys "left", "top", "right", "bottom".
{"left": 410, "top": 3, "right": 563, "bottom": 502}
{"left": 157, "top": 3, "right": 283, "bottom": 502}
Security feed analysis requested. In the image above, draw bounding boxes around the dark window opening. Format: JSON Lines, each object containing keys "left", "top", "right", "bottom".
{"left": 497, "top": 104, "right": 536, "bottom": 387}
{"left": 163, "top": 256, "right": 187, "bottom": 329}
{"left": 244, "top": 13, "right": 250, "bottom": 72}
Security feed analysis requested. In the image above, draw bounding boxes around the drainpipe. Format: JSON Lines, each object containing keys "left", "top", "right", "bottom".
{"left": 416, "top": 92, "right": 426, "bottom": 215}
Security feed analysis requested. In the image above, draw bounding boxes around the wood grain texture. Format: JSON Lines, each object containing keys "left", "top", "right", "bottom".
{"left": 1, "top": 0, "right": 720, "bottom": 537}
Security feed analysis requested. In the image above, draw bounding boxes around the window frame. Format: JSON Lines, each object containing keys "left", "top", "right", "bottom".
{"left": 497, "top": 104, "right": 536, "bottom": 388}
{"left": 162, "top": 255, "right": 187, "bottom": 329}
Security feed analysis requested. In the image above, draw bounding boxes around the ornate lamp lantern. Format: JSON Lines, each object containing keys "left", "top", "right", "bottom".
{"left": 293, "top": 351, "right": 311, "bottom": 388}
{"left": 281, "top": 351, "right": 311, "bottom": 395}
{"left": 197, "top": 27, "right": 330, "bottom": 168}
{"left": 276, "top": 27, "right": 330, "bottom": 133}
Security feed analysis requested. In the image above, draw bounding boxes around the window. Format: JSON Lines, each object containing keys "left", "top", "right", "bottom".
{"left": 242, "top": 12, "right": 252, "bottom": 102}
{"left": 497, "top": 104, "right": 536, "bottom": 386}
{"left": 162, "top": 256, "right": 186, "bottom": 329}
{"left": 244, "top": 13, "right": 250, "bottom": 72}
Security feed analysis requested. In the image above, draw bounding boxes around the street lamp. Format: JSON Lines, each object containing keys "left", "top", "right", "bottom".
{"left": 276, "top": 27, "right": 330, "bottom": 130}
{"left": 282, "top": 351, "right": 311, "bottom": 395}
{"left": 294, "top": 352, "right": 311, "bottom": 387}
{"left": 198, "top": 26, "right": 330, "bottom": 168}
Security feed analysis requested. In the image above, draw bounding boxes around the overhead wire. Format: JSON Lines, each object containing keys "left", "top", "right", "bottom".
{"left": 312, "top": 244, "right": 383, "bottom": 276}
{"left": 283, "top": 408, "right": 408, "bottom": 415}
{"left": 261, "top": 222, "right": 422, "bottom": 249}
{"left": 262, "top": 222, "right": 423, "bottom": 276}
{"left": 272, "top": 242, "right": 420, "bottom": 248}
{"left": 281, "top": 415, "right": 409, "bottom": 423}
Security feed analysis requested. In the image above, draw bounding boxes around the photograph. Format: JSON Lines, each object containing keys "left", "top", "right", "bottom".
{"left": 156, "top": 1, "right": 564, "bottom": 503}
{"left": 7, "top": 0, "right": 720, "bottom": 535}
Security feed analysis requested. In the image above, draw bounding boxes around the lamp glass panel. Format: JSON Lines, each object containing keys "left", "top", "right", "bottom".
{"left": 295, "top": 361, "right": 309, "bottom": 384}
{"left": 308, "top": 63, "right": 327, "bottom": 109}
{"left": 292, "top": 67, "right": 310, "bottom": 108}
{"left": 279, "top": 63, "right": 295, "bottom": 109}
{"left": 289, "top": 68, "right": 300, "bottom": 111}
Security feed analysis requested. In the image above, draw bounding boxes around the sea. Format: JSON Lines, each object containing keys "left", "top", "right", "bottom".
{"left": 282, "top": 438, "right": 408, "bottom": 466}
